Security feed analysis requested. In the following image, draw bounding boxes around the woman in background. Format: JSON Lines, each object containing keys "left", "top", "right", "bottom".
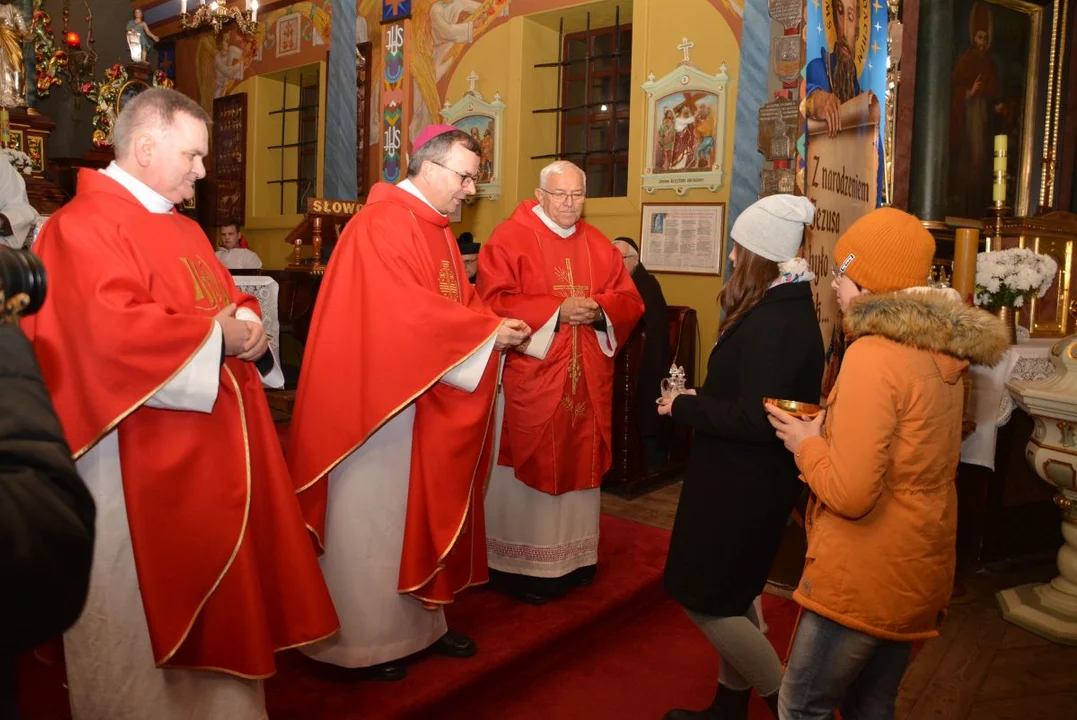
{"left": 659, "top": 194, "right": 823, "bottom": 720}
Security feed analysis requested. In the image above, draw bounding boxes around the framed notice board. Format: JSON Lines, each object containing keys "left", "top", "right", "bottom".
{"left": 213, "top": 93, "right": 248, "bottom": 226}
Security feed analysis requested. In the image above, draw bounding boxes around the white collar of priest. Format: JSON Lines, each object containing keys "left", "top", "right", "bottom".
{"left": 100, "top": 162, "right": 176, "bottom": 214}
{"left": 532, "top": 204, "right": 576, "bottom": 238}
{"left": 398, "top": 178, "right": 447, "bottom": 217}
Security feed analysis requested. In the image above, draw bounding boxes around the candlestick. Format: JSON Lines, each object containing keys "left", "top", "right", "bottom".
{"left": 993, "top": 182, "right": 1007, "bottom": 203}
{"left": 953, "top": 228, "right": 980, "bottom": 305}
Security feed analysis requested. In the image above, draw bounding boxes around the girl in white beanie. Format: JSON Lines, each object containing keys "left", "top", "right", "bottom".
{"left": 658, "top": 195, "right": 823, "bottom": 719}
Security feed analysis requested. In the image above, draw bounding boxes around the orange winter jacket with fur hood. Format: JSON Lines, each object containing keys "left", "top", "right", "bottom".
{"left": 793, "top": 291, "right": 1008, "bottom": 641}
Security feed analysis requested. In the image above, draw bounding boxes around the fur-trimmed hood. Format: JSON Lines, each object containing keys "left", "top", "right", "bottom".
{"left": 845, "top": 290, "right": 1009, "bottom": 367}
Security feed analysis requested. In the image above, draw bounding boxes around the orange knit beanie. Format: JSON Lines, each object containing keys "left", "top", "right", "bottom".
{"left": 832, "top": 208, "right": 936, "bottom": 293}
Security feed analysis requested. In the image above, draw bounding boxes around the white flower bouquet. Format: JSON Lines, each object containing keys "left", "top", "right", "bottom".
{"left": 1, "top": 147, "right": 32, "bottom": 176}
{"left": 974, "top": 248, "right": 1058, "bottom": 312}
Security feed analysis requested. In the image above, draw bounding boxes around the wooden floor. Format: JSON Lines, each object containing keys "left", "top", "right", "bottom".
{"left": 601, "top": 481, "right": 1077, "bottom": 719}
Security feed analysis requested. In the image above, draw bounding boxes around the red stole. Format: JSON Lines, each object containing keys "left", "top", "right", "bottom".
{"left": 478, "top": 200, "right": 643, "bottom": 495}
{"left": 288, "top": 182, "right": 501, "bottom": 604}
{"left": 22, "top": 169, "right": 339, "bottom": 676}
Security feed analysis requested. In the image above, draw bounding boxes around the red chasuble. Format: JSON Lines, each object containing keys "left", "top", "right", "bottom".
{"left": 21, "top": 169, "right": 339, "bottom": 677}
{"left": 478, "top": 200, "right": 643, "bottom": 495}
{"left": 288, "top": 182, "right": 502, "bottom": 605}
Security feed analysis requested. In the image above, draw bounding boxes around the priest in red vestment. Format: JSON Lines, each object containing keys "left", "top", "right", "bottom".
{"left": 477, "top": 160, "right": 643, "bottom": 604}
{"left": 288, "top": 125, "right": 531, "bottom": 681}
{"left": 21, "top": 89, "right": 339, "bottom": 719}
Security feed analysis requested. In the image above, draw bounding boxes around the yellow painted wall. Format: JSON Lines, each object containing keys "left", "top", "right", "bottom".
{"left": 445, "top": 0, "right": 739, "bottom": 354}
{"left": 221, "top": 62, "right": 327, "bottom": 269}
{"left": 227, "top": 0, "right": 740, "bottom": 359}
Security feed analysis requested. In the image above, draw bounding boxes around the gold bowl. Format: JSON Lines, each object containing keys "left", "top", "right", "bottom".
{"left": 763, "top": 397, "right": 823, "bottom": 419}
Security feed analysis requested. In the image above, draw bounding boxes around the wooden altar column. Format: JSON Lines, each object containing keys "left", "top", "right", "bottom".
{"left": 909, "top": 0, "right": 954, "bottom": 222}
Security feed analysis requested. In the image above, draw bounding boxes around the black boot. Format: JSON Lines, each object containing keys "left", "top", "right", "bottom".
{"left": 664, "top": 683, "right": 750, "bottom": 720}
{"left": 761, "top": 692, "right": 779, "bottom": 718}
{"left": 714, "top": 686, "right": 751, "bottom": 720}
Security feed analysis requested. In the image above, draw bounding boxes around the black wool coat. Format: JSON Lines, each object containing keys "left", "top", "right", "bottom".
{"left": 663, "top": 281, "right": 824, "bottom": 617}
{"left": 0, "top": 326, "right": 95, "bottom": 718}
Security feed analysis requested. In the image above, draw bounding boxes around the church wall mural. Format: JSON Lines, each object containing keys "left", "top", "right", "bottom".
{"left": 802, "top": 0, "right": 888, "bottom": 393}
{"left": 408, "top": 0, "right": 742, "bottom": 145}
{"left": 174, "top": 1, "right": 336, "bottom": 115}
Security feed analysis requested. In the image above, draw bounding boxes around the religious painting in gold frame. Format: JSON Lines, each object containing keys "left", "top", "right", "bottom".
{"left": 116, "top": 79, "right": 151, "bottom": 115}
{"left": 946, "top": 0, "right": 1045, "bottom": 219}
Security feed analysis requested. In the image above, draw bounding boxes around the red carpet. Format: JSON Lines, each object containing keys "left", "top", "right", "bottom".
{"left": 18, "top": 514, "right": 800, "bottom": 719}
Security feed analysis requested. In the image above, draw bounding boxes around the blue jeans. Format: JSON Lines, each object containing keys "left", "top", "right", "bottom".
{"left": 779, "top": 610, "right": 912, "bottom": 720}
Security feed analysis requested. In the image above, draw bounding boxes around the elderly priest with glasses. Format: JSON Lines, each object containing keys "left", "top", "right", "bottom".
{"left": 477, "top": 160, "right": 643, "bottom": 605}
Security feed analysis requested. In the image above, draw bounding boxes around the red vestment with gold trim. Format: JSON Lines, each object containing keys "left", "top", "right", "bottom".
{"left": 478, "top": 200, "right": 643, "bottom": 495}
{"left": 22, "top": 169, "right": 339, "bottom": 677}
{"left": 288, "top": 182, "right": 502, "bottom": 604}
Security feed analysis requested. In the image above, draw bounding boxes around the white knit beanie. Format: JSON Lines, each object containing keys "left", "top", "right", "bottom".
{"left": 729, "top": 194, "right": 816, "bottom": 262}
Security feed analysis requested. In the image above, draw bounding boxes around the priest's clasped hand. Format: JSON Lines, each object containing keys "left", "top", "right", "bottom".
{"left": 215, "top": 303, "right": 270, "bottom": 362}
{"left": 559, "top": 296, "right": 603, "bottom": 326}
{"left": 494, "top": 318, "right": 532, "bottom": 352}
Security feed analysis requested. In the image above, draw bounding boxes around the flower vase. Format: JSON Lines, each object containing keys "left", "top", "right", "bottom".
{"left": 997, "top": 306, "right": 1018, "bottom": 345}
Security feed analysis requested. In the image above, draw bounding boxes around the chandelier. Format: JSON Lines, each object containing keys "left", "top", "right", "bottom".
{"left": 180, "top": 0, "right": 260, "bottom": 37}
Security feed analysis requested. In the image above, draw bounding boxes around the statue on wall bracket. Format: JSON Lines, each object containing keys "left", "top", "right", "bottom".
{"left": 439, "top": 71, "right": 504, "bottom": 201}
{"left": 640, "top": 37, "right": 730, "bottom": 195}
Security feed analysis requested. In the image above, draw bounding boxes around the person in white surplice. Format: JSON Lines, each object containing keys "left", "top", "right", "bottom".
{"left": 477, "top": 161, "right": 643, "bottom": 605}
{"left": 215, "top": 221, "right": 262, "bottom": 270}
{"left": 22, "top": 88, "right": 339, "bottom": 719}
{"left": 0, "top": 158, "right": 39, "bottom": 248}
{"left": 287, "top": 124, "right": 531, "bottom": 681}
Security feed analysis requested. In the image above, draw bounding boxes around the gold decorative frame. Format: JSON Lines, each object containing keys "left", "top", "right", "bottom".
{"left": 92, "top": 64, "right": 174, "bottom": 148}
{"left": 26, "top": 136, "right": 44, "bottom": 173}
{"left": 6, "top": 128, "right": 23, "bottom": 151}
{"left": 991, "top": 0, "right": 1044, "bottom": 217}
{"left": 1039, "top": 0, "right": 1069, "bottom": 211}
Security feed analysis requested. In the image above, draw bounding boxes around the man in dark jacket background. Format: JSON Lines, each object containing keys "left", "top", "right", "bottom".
{"left": 613, "top": 237, "right": 671, "bottom": 471}
{"left": 0, "top": 322, "right": 95, "bottom": 719}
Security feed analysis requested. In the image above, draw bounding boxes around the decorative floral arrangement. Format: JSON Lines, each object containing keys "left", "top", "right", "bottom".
{"left": 31, "top": 7, "right": 66, "bottom": 98}
{"left": 2, "top": 148, "right": 33, "bottom": 176}
{"left": 974, "top": 248, "right": 1058, "bottom": 312}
